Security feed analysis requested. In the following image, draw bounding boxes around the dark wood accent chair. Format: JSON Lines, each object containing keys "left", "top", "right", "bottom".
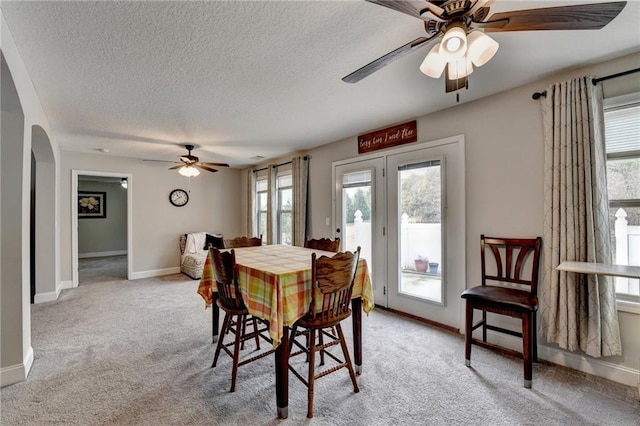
{"left": 288, "top": 247, "right": 361, "bottom": 418}
{"left": 210, "top": 248, "right": 273, "bottom": 392}
{"left": 304, "top": 236, "right": 341, "bottom": 253}
{"left": 224, "top": 234, "right": 263, "bottom": 249}
{"left": 461, "top": 235, "right": 542, "bottom": 388}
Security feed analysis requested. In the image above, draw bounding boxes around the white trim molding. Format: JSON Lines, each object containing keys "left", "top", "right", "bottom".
{"left": 33, "top": 280, "right": 73, "bottom": 304}
{"left": 478, "top": 329, "right": 640, "bottom": 388}
{"left": 130, "top": 267, "right": 181, "bottom": 280}
{"left": 0, "top": 347, "right": 33, "bottom": 387}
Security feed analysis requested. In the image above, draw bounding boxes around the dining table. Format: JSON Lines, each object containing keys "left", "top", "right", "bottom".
{"left": 197, "top": 244, "right": 374, "bottom": 419}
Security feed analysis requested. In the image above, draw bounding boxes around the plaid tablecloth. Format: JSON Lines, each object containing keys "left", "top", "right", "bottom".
{"left": 197, "top": 244, "right": 374, "bottom": 347}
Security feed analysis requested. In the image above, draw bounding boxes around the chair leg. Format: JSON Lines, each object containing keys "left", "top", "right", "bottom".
{"left": 465, "top": 302, "right": 473, "bottom": 367}
{"left": 532, "top": 312, "right": 538, "bottom": 363}
{"left": 522, "top": 313, "right": 532, "bottom": 389}
{"left": 230, "top": 314, "right": 243, "bottom": 393}
{"left": 336, "top": 323, "right": 359, "bottom": 393}
{"left": 318, "top": 330, "right": 325, "bottom": 366}
{"left": 240, "top": 315, "right": 247, "bottom": 350}
{"left": 481, "top": 309, "right": 487, "bottom": 343}
{"left": 288, "top": 324, "right": 299, "bottom": 354}
{"left": 307, "top": 328, "right": 316, "bottom": 418}
{"left": 252, "top": 317, "right": 261, "bottom": 350}
{"left": 212, "top": 313, "right": 231, "bottom": 368}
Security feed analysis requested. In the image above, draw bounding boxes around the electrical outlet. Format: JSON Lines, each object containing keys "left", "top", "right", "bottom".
{"left": 325, "top": 217, "right": 330, "bottom": 226}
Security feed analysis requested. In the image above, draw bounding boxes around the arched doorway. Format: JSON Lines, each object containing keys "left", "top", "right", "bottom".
{"left": 31, "top": 125, "right": 57, "bottom": 303}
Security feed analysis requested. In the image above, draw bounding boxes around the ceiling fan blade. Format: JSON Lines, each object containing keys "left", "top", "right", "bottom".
{"left": 201, "top": 162, "right": 230, "bottom": 167}
{"left": 484, "top": 1, "right": 626, "bottom": 33}
{"left": 342, "top": 36, "right": 433, "bottom": 83}
{"left": 366, "top": 0, "right": 445, "bottom": 21}
{"left": 168, "top": 164, "right": 183, "bottom": 170}
{"left": 195, "top": 164, "right": 219, "bottom": 173}
{"left": 142, "top": 159, "right": 176, "bottom": 163}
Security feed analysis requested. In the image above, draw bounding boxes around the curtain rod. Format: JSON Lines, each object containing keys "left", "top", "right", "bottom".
{"left": 531, "top": 67, "right": 640, "bottom": 100}
{"left": 252, "top": 155, "right": 308, "bottom": 173}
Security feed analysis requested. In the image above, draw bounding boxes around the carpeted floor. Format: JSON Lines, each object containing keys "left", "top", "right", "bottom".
{"left": 1, "top": 273, "right": 638, "bottom": 425}
{"left": 79, "top": 255, "right": 128, "bottom": 285}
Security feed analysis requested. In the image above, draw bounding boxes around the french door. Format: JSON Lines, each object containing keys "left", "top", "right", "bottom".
{"left": 334, "top": 136, "right": 465, "bottom": 329}
{"left": 334, "top": 158, "right": 386, "bottom": 304}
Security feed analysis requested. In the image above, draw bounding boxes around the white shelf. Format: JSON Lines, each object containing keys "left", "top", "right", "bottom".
{"left": 556, "top": 261, "right": 640, "bottom": 279}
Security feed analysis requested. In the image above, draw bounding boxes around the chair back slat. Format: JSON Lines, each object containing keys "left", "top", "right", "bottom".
{"left": 480, "top": 235, "right": 542, "bottom": 295}
{"left": 310, "top": 248, "right": 360, "bottom": 322}
{"left": 225, "top": 235, "right": 262, "bottom": 248}
{"left": 210, "top": 248, "right": 245, "bottom": 310}
{"left": 304, "top": 237, "right": 341, "bottom": 253}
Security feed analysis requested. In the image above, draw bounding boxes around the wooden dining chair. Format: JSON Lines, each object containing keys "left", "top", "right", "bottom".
{"left": 461, "top": 235, "right": 542, "bottom": 388}
{"left": 304, "top": 236, "right": 341, "bottom": 252}
{"left": 288, "top": 247, "right": 361, "bottom": 418}
{"left": 210, "top": 248, "right": 273, "bottom": 392}
{"left": 224, "top": 234, "right": 262, "bottom": 249}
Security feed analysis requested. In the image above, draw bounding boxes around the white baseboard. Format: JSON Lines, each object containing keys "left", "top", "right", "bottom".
{"left": 78, "top": 250, "right": 127, "bottom": 259}
{"left": 474, "top": 329, "right": 640, "bottom": 388}
{"left": 130, "top": 267, "right": 180, "bottom": 280}
{"left": 34, "top": 280, "right": 73, "bottom": 304}
{"left": 1, "top": 346, "right": 33, "bottom": 387}
{"left": 34, "top": 291, "right": 58, "bottom": 304}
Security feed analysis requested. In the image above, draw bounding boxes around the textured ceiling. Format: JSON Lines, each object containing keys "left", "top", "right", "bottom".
{"left": 2, "top": 1, "right": 639, "bottom": 167}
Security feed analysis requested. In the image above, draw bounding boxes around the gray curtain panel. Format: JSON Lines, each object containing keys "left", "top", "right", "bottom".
{"left": 540, "top": 76, "right": 622, "bottom": 357}
{"left": 292, "top": 156, "right": 309, "bottom": 247}
{"left": 246, "top": 169, "right": 256, "bottom": 237}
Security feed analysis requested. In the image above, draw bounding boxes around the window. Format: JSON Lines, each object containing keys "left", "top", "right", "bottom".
{"left": 256, "top": 177, "right": 268, "bottom": 239}
{"left": 604, "top": 93, "right": 640, "bottom": 303}
{"left": 277, "top": 173, "right": 293, "bottom": 245}
{"left": 253, "top": 167, "right": 294, "bottom": 245}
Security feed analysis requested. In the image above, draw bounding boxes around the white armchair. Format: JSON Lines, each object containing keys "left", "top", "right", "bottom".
{"left": 179, "top": 232, "right": 222, "bottom": 279}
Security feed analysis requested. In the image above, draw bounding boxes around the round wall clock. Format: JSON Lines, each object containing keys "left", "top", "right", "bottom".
{"left": 169, "top": 189, "right": 189, "bottom": 207}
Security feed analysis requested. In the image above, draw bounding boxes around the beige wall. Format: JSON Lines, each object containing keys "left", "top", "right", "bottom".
{"left": 60, "top": 151, "right": 242, "bottom": 280}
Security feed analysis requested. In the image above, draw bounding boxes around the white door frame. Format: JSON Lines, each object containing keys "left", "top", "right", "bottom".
{"left": 333, "top": 134, "right": 466, "bottom": 330}
{"left": 71, "top": 170, "right": 133, "bottom": 287}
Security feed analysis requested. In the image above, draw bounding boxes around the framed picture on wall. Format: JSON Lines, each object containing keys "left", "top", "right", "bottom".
{"left": 78, "top": 191, "right": 106, "bottom": 219}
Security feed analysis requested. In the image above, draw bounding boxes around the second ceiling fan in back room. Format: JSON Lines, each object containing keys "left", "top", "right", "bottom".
{"left": 146, "top": 144, "right": 230, "bottom": 177}
{"left": 343, "top": 0, "right": 627, "bottom": 93}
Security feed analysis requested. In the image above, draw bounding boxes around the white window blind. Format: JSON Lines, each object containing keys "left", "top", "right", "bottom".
{"left": 604, "top": 103, "right": 640, "bottom": 154}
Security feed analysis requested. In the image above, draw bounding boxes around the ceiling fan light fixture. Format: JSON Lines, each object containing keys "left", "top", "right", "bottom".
{"left": 179, "top": 165, "right": 200, "bottom": 177}
{"left": 447, "top": 56, "right": 473, "bottom": 80}
{"left": 420, "top": 42, "right": 447, "bottom": 78}
{"left": 440, "top": 25, "right": 467, "bottom": 60}
{"left": 467, "top": 31, "right": 499, "bottom": 67}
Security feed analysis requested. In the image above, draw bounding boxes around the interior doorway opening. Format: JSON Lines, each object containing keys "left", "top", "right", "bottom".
{"left": 72, "top": 171, "right": 133, "bottom": 287}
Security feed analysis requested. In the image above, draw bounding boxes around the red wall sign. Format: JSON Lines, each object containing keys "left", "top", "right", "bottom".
{"left": 357, "top": 120, "right": 417, "bottom": 154}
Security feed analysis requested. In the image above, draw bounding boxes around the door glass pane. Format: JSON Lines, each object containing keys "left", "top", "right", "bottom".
{"left": 398, "top": 161, "right": 443, "bottom": 303}
{"left": 342, "top": 171, "right": 372, "bottom": 276}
